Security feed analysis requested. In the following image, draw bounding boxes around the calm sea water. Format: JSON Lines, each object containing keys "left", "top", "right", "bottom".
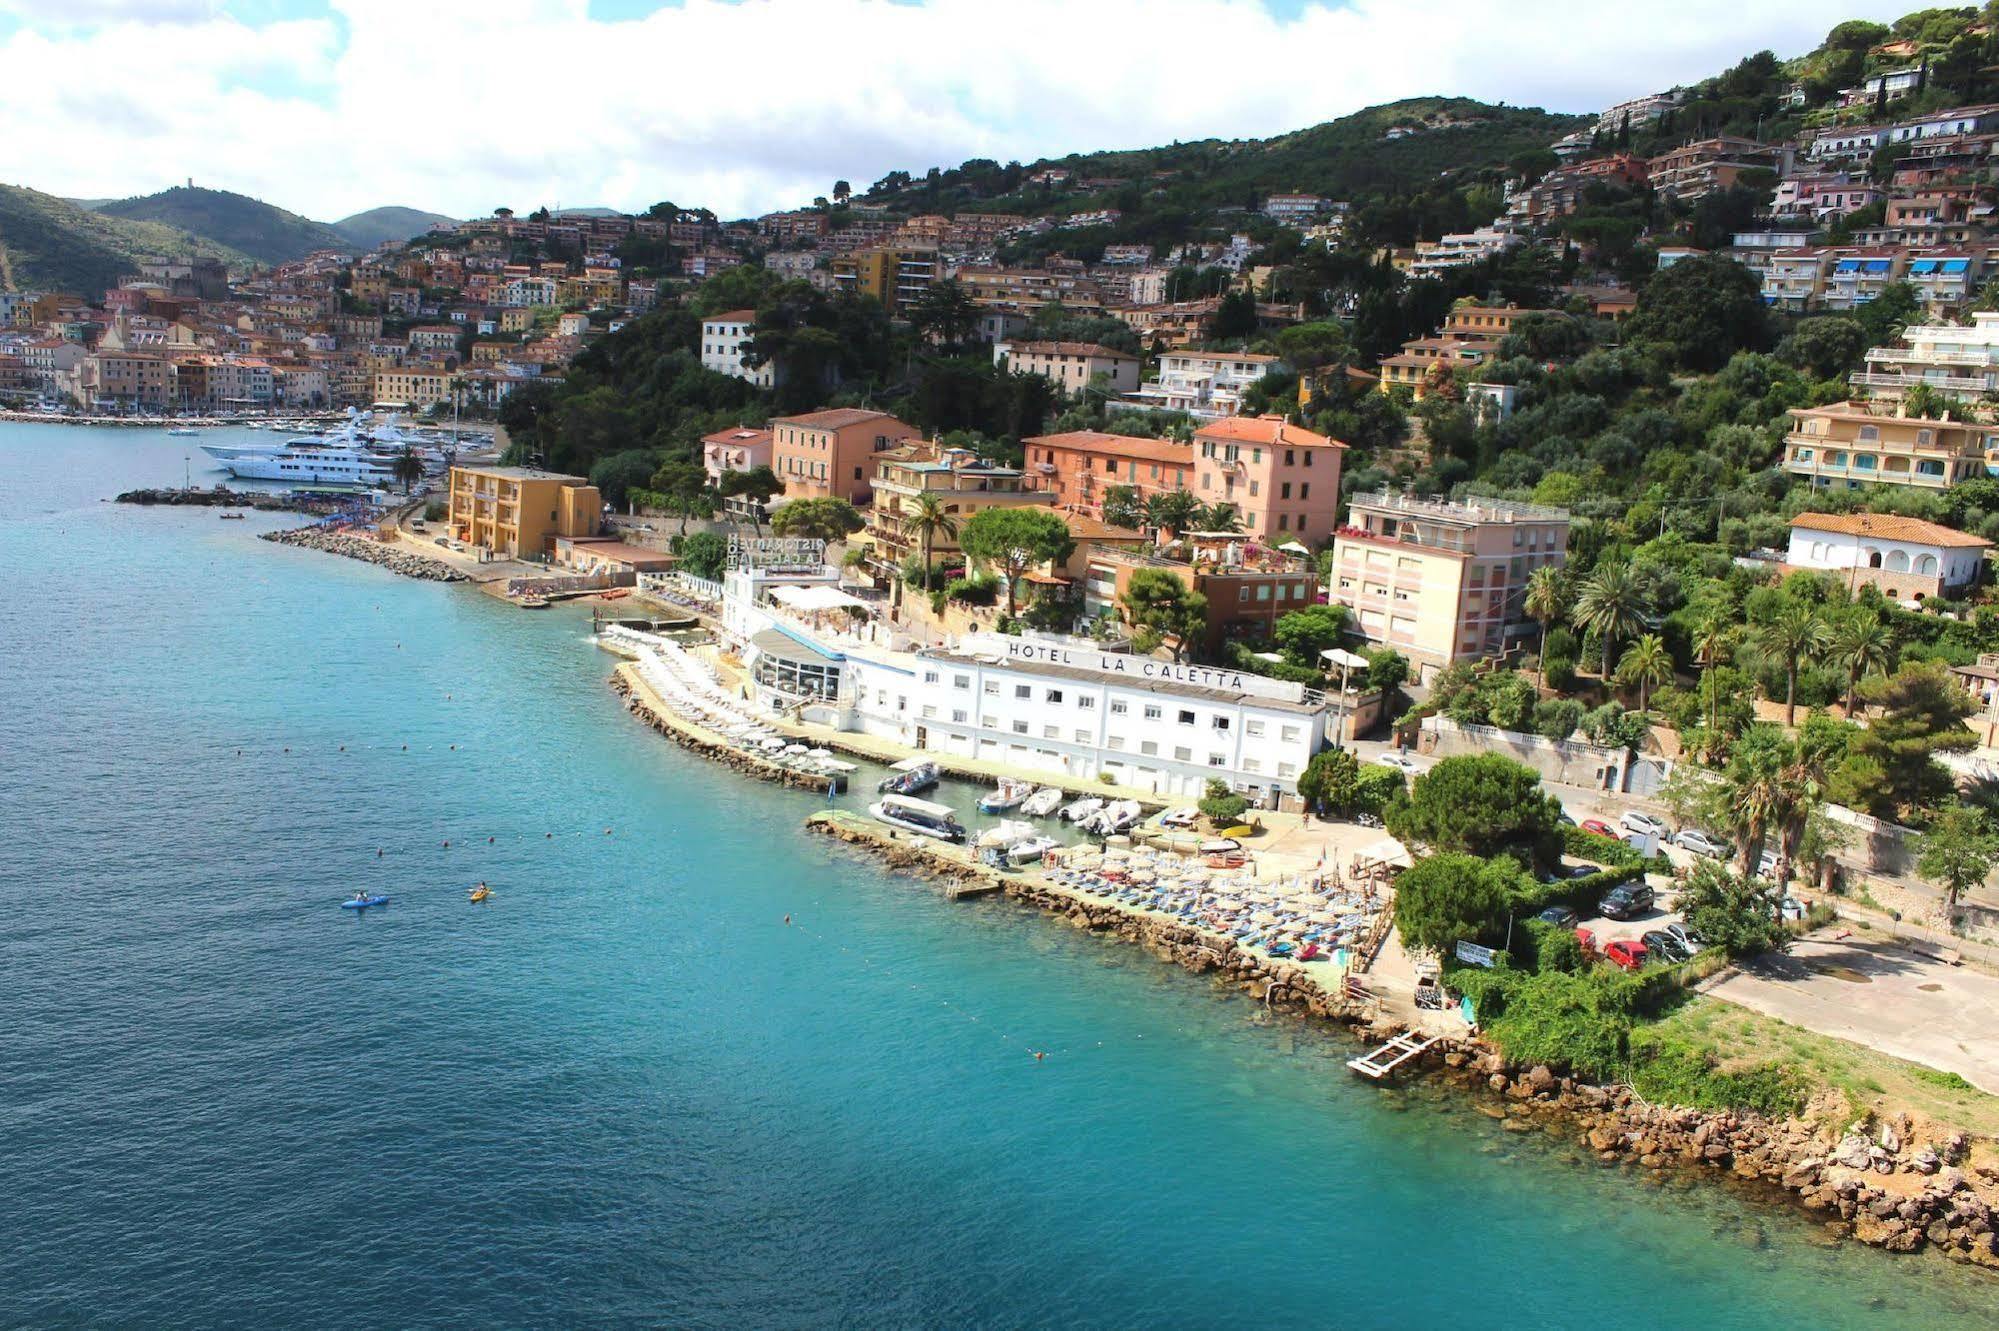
{"left": 2, "top": 422, "right": 1995, "bottom": 1329}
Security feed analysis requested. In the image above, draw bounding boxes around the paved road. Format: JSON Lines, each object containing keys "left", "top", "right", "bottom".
{"left": 1706, "top": 935, "right": 1999, "bottom": 1093}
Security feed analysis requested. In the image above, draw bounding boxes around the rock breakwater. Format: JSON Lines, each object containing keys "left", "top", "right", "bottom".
{"left": 259, "top": 526, "right": 465, "bottom": 581}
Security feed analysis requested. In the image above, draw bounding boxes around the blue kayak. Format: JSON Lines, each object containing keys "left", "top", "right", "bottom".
{"left": 340, "top": 895, "right": 390, "bottom": 910}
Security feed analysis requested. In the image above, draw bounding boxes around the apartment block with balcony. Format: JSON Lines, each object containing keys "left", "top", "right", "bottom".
{"left": 701, "top": 425, "right": 774, "bottom": 484}
{"left": 1328, "top": 492, "right": 1570, "bottom": 682}
{"left": 863, "top": 444, "right": 1054, "bottom": 574}
{"left": 1022, "top": 429, "right": 1194, "bottom": 520}
{"left": 447, "top": 465, "right": 602, "bottom": 559}
{"left": 1190, "top": 416, "right": 1344, "bottom": 545}
{"left": 769, "top": 407, "right": 920, "bottom": 505}
{"left": 1781, "top": 402, "right": 1992, "bottom": 491}
{"left": 1855, "top": 311, "right": 1999, "bottom": 403}
{"left": 829, "top": 246, "right": 938, "bottom": 314}
{"left": 993, "top": 340, "right": 1140, "bottom": 394}
{"left": 1120, "top": 350, "right": 1277, "bottom": 418}
{"left": 1760, "top": 249, "right": 1832, "bottom": 311}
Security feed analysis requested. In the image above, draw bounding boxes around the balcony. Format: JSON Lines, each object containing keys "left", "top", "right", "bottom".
{"left": 1851, "top": 370, "right": 1992, "bottom": 393}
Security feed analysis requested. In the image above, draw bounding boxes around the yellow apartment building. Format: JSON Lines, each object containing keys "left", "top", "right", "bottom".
{"left": 371, "top": 368, "right": 455, "bottom": 409}
{"left": 1329, "top": 491, "right": 1570, "bottom": 683}
{"left": 1782, "top": 402, "right": 1993, "bottom": 491}
{"left": 448, "top": 464, "right": 602, "bottom": 559}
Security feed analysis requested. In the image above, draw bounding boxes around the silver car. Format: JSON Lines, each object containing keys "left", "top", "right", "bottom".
{"left": 1672, "top": 828, "right": 1728, "bottom": 859}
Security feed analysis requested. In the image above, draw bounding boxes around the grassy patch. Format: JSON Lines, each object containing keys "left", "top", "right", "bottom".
{"left": 1651, "top": 998, "right": 1999, "bottom": 1135}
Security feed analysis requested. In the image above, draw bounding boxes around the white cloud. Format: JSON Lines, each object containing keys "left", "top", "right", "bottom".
{"left": 0, "top": 0, "right": 1915, "bottom": 222}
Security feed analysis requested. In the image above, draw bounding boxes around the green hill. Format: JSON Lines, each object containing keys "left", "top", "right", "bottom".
{"left": 0, "top": 183, "right": 253, "bottom": 294}
{"left": 95, "top": 185, "right": 347, "bottom": 265}
{"left": 330, "top": 205, "right": 456, "bottom": 250}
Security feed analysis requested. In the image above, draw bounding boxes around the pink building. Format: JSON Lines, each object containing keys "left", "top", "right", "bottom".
{"left": 702, "top": 425, "right": 774, "bottom": 484}
{"left": 1190, "top": 416, "right": 1345, "bottom": 544}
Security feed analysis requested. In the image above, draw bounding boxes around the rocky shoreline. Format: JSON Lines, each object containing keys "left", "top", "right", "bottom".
{"left": 803, "top": 809, "right": 1999, "bottom": 1269}
{"left": 259, "top": 526, "right": 465, "bottom": 582}
{"left": 118, "top": 486, "right": 342, "bottom": 513}
{"left": 611, "top": 670, "right": 847, "bottom": 794}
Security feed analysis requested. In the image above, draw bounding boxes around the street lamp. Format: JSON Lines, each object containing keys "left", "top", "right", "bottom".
{"left": 1320, "top": 647, "right": 1372, "bottom": 749}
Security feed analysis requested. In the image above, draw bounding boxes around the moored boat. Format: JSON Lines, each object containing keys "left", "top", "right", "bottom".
{"left": 868, "top": 794, "right": 965, "bottom": 842}
{"left": 1021, "top": 786, "right": 1064, "bottom": 818}
{"left": 978, "top": 777, "right": 1035, "bottom": 813}
{"left": 876, "top": 756, "right": 941, "bottom": 795}
{"left": 1006, "top": 835, "right": 1059, "bottom": 865}
{"left": 976, "top": 818, "right": 1035, "bottom": 850}
{"left": 1060, "top": 796, "right": 1104, "bottom": 823}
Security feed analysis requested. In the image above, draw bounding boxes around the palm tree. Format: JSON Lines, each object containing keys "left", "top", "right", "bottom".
{"left": 1144, "top": 489, "right": 1200, "bottom": 536}
{"left": 1571, "top": 561, "right": 1646, "bottom": 680}
{"left": 1755, "top": 604, "right": 1831, "bottom": 726}
{"left": 1195, "top": 501, "right": 1243, "bottom": 533}
{"left": 910, "top": 493, "right": 959, "bottom": 592}
{"left": 1616, "top": 633, "right": 1674, "bottom": 716}
{"left": 1691, "top": 612, "right": 1732, "bottom": 741}
{"left": 1724, "top": 737, "right": 1791, "bottom": 878}
{"left": 1523, "top": 565, "right": 1565, "bottom": 687}
{"left": 1828, "top": 611, "right": 1893, "bottom": 716}
{"left": 391, "top": 446, "right": 425, "bottom": 495}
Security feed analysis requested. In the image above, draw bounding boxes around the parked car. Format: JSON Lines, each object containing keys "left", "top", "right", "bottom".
{"left": 1672, "top": 828, "right": 1729, "bottom": 859}
{"left": 1642, "top": 929, "right": 1692, "bottom": 963}
{"left": 1602, "top": 938, "right": 1650, "bottom": 971}
{"left": 1620, "top": 810, "right": 1668, "bottom": 838}
{"left": 1598, "top": 883, "right": 1656, "bottom": 921}
{"left": 1566, "top": 862, "right": 1601, "bottom": 879}
{"left": 1557, "top": 808, "right": 1578, "bottom": 827}
{"left": 1536, "top": 906, "right": 1580, "bottom": 930}
{"left": 1756, "top": 849, "right": 1783, "bottom": 879}
{"left": 1662, "top": 922, "right": 1703, "bottom": 955}
{"left": 1579, "top": 818, "right": 1617, "bottom": 839}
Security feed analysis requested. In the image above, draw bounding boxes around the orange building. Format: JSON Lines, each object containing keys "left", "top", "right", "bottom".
{"left": 1021, "top": 429, "right": 1194, "bottom": 521}
{"left": 769, "top": 408, "right": 920, "bottom": 505}
{"left": 1190, "top": 416, "right": 1345, "bottom": 544}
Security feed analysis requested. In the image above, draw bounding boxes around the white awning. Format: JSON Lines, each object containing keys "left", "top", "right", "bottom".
{"left": 770, "top": 584, "right": 868, "bottom": 612}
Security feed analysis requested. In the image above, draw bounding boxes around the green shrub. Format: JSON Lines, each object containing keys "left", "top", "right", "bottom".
{"left": 944, "top": 573, "right": 1000, "bottom": 606}
{"left": 1479, "top": 968, "right": 1647, "bottom": 1081}
{"left": 1197, "top": 778, "right": 1249, "bottom": 825}
{"left": 1627, "top": 1030, "right": 1810, "bottom": 1116}
{"left": 422, "top": 499, "right": 448, "bottom": 522}
{"left": 1533, "top": 697, "right": 1584, "bottom": 741}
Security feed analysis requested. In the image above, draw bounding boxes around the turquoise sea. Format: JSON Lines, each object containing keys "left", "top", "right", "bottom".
{"left": 2, "top": 421, "right": 1995, "bottom": 1329}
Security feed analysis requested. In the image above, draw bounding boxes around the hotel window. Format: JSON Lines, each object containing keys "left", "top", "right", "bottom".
{"left": 1012, "top": 720, "right": 1029, "bottom": 734}
{"left": 1015, "top": 685, "right": 1031, "bottom": 699}
{"left": 1174, "top": 746, "right": 1193, "bottom": 762}
{"left": 952, "top": 710, "right": 967, "bottom": 723}
{"left": 984, "top": 680, "right": 1000, "bottom": 695}
{"left": 953, "top": 675, "right": 971, "bottom": 690}
{"left": 1178, "top": 709, "right": 1196, "bottom": 725}
{"left": 1107, "top": 735, "right": 1125, "bottom": 750}
{"left": 1144, "top": 705, "right": 1162, "bottom": 720}
{"left": 1299, "top": 483, "right": 1309, "bottom": 500}
{"left": 1140, "top": 741, "right": 1159, "bottom": 756}
{"left": 1280, "top": 725, "right": 1301, "bottom": 743}
{"left": 983, "top": 716, "right": 997, "bottom": 727}
{"left": 1245, "top": 719, "right": 1265, "bottom": 737}
{"left": 1209, "top": 754, "right": 1227, "bottom": 767}
{"left": 1078, "top": 695, "right": 1095, "bottom": 709}
{"left": 1042, "top": 725, "right": 1059, "bottom": 739}
{"left": 923, "top": 670, "right": 939, "bottom": 683}
{"left": 1212, "top": 716, "right": 1231, "bottom": 732}
{"left": 1281, "top": 482, "right": 1292, "bottom": 499}
{"left": 1075, "top": 729, "right": 1091, "bottom": 743}
{"left": 1045, "top": 689, "right": 1063, "bottom": 703}
{"left": 921, "top": 705, "right": 937, "bottom": 719}
{"left": 1277, "top": 763, "right": 1298, "bottom": 780}
{"left": 1110, "top": 699, "right": 1128, "bottom": 714}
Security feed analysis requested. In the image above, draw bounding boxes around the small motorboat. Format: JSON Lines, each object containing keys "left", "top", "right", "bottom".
{"left": 218, "top": 512, "right": 246, "bottom": 520}
{"left": 1021, "top": 786, "right": 1064, "bottom": 818}
{"left": 976, "top": 819, "right": 1035, "bottom": 850}
{"left": 166, "top": 426, "right": 198, "bottom": 437}
{"left": 340, "top": 894, "right": 389, "bottom": 910}
{"left": 1007, "top": 835, "right": 1059, "bottom": 865}
{"left": 1060, "top": 797, "right": 1104, "bottom": 824}
{"left": 978, "top": 777, "right": 1035, "bottom": 814}
{"left": 877, "top": 757, "right": 941, "bottom": 796}
{"left": 517, "top": 597, "right": 550, "bottom": 609}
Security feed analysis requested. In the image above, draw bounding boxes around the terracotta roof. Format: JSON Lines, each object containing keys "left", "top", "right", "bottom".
{"left": 1790, "top": 512, "right": 1992, "bottom": 548}
{"left": 1061, "top": 512, "right": 1151, "bottom": 542}
{"left": 702, "top": 426, "right": 773, "bottom": 446}
{"left": 771, "top": 407, "right": 904, "bottom": 430}
{"left": 706, "top": 310, "right": 757, "bottom": 324}
{"left": 1023, "top": 430, "right": 1193, "bottom": 466}
{"left": 1193, "top": 416, "right": 1343, "bottom": 449}
{"left": 1003, "top": 340, "right": 1138, "bottom": 360}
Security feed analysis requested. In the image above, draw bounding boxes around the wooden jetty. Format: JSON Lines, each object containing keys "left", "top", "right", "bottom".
{"left": 1346, "top": 1033, "right": 1440, "bottom": 1081}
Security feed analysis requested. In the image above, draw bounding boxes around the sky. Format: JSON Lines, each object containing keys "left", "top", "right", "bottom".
{"left": 0, "top": 0, "right": 1916, "bottom": 223}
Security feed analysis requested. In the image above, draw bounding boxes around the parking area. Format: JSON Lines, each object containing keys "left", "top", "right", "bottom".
{"left": 1704, "top": 933, "right": 1999, "bottom": 1094}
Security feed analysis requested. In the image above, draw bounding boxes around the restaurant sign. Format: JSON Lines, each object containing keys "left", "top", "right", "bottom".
{"left": 730, "top": 535, "right": 826, "bottom": 570}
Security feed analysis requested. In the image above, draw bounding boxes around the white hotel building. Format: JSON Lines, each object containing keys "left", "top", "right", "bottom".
{"left": 714, "top": 563, "right": 1337, "bottom": 801}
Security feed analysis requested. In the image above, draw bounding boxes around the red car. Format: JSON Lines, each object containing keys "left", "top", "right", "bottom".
{"left": 1580, "top": 818, "right": 1617, "bottom": 838}
{"left": 1602, "top": 938, "right": 1649, "bottom": 971}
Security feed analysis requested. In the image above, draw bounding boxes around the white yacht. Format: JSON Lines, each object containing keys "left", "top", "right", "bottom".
{"left": 207, "top": 440, "right": 400, "bottom": 485}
